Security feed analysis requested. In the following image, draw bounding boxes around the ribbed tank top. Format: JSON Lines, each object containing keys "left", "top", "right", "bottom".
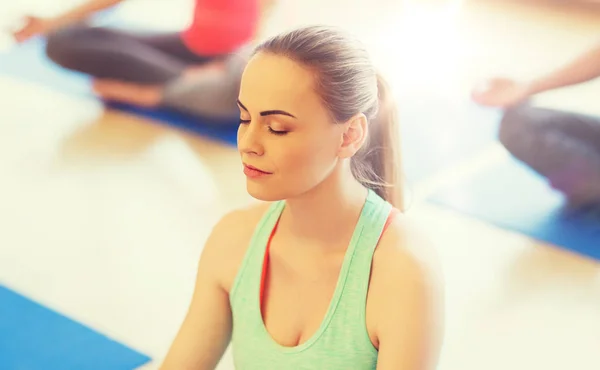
{"left": 181, "top": 0, "right": 259, "bottom": 56}
{"left": 229, "top": 189, "right": 395, "bottom": 369}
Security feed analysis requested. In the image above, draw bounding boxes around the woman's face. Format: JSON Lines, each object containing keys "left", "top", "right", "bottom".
{"left": 237, "top": 51, "right": 345, "bottom": 201}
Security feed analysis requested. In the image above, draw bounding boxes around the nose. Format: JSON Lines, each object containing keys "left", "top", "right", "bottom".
{"left": 237, "top": 121, "right": 264, "bottom": 156}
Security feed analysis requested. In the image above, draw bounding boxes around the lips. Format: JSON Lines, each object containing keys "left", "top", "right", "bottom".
{"left": 243, "top": 163, "right": 272, "bottom": 178}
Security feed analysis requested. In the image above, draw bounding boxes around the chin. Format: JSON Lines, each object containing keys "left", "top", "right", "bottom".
{"left": 246, "top": 186, "right": 283, "bottom": 202}
{"left": 246, "top": 181, "right": 288, "bottom": 202}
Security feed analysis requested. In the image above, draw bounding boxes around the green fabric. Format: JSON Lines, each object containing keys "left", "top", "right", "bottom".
{"left": 229, "top": 189, "right": 392, "bottom": 369}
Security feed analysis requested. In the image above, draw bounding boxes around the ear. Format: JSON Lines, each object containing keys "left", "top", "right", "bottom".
{"left": 338, "top": 113, "right": 368, "bottom": 159}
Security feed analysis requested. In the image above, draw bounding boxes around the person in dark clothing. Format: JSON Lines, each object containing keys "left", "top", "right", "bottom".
{"left": 472, "top": 42, "right": 600, "bottom": 206}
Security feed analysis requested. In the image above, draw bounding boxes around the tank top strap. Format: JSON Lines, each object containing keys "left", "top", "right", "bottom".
{"left": 334, "top": 190, "right": 393, "bottom": 318}
{"left": 229, "top": 200, "right": 285, "bottom": 305}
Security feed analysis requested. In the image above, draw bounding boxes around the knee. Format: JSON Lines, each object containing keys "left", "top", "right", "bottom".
{"left": 45, "top": 25, "right": 109, "bottom": 67}
{"left": 498, "top": 104, "right": 537, "bottom": 150}
{"left": 46, "top": 25, "right": 84, "bottom": 67}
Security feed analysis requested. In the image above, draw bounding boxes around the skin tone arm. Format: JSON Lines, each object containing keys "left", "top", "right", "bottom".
{"left": 13, "top": 0, "right": 125, "bottom": 42}
{"left": 260, "top": 0, "right": 278, "bottom": 14}
{"left": 472, "top": 40, "right": 600, "bottom": 108}
{"left": 14, "top": 0, "right": 276, "bottom": 43}
{"left": 528, "top": 41, "right": 600, "bottom": 94}
{"left": 158, "top": 213, "right": 237, "bottom": 370}
{"left": 373, "top": 222, "right": 444, "bottom": 370}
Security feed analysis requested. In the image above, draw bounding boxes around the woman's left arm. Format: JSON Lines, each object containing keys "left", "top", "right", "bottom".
{"left": 375, "top": 229, "right": 445, "bottom": 370}
{"left": 259, "top": 0, "right": 278, "bottom": 13}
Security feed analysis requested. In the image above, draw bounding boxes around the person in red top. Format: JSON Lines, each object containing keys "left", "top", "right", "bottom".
{"left": 182, "top": 0, "right": 261, "bottom": 56}
{"left": 12, "top": 0, "right": 275, "bottom": 114}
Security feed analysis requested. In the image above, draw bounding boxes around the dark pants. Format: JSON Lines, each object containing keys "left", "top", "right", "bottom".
{"left": 45, "top": 24, "right": 217, "bottom": 84}
{"left": 499, "top": 104, "right": 600, "bottom": 205}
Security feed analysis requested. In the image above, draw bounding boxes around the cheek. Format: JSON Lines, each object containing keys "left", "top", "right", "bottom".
{"left": 276, "top": 130, "right": 340, "bottom": 185}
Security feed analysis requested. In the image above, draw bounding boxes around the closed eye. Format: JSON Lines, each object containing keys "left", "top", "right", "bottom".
{"left": 239, "top": 119, "right": 287, "bottom": 135}
{"left": 268, "top": 127, "right": 288, "bottom": 136}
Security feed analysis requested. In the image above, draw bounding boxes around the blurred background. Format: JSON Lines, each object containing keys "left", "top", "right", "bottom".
{"left": 0, "top": 0, "right": 599, "bottom": 369}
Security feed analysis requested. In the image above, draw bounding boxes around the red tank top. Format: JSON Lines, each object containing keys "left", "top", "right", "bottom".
{"left": 181, "top": 0, "right": 260, "bottom": 56}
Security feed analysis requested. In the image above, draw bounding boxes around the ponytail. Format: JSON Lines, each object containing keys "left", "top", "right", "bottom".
{"left": 350, "top": 74, "right": 404, "bottom": 211}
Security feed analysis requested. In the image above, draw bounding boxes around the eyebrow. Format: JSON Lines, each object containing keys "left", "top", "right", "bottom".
{"left": 237, "top": 99, "right": 297, "bottom": 119}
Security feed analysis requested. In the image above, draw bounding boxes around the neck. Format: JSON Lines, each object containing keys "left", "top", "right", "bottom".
{"left": 281, "top": 165, "right": 368, "bottom": 246}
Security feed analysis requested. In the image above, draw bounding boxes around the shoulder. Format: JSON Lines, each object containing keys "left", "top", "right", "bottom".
{"left": 209, "top": 201, "right": 272, "bottom": 242}
{"left": 372, "top": 213, "right": 443, "bottom": 290}
{"left": 202, "top": 201, "right": 274, "bottom": 292}
{"left": 369, "top": 213, "right": 444, "bottom": 351}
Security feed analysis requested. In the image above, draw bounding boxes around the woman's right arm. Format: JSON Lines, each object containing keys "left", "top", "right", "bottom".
{"left": 158, "top": 210, "right": 247, "bottom": 370}
{"left": 13, "top": 0, "right": 124, "bottom": 42}
{"left": 472, "top": 41, "right": 600, "bottom": 107}
{"left": 46, "top": 0, "right": 125, "bottom": 26}
{"left": 526, "top": 41, "right": 600, "bottom": 94}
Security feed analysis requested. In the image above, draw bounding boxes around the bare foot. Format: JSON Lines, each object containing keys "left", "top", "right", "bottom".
{"left": 92, "top": 79, "right": 163, "bottom": 107}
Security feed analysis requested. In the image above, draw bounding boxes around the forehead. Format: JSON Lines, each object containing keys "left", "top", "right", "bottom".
{"left": 238, "top": 52, "right": 323, "bottom": 116}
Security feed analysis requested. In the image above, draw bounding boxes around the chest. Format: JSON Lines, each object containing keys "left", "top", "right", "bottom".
{"left": 261, "top": 249, "right": 343, "bottom": 347}
{"left": 230, "top": 245, "right": 381, "bottom": 370}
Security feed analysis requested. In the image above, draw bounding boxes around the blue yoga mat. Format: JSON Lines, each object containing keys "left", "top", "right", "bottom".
{"left": 428, "top": 156, "right": 600, "bottom": 261}
{"left": 0, "top": 34, "right": 238, "bottom": 145}
{"left": 0, "top": 285, "right": 151, "bottom": 370}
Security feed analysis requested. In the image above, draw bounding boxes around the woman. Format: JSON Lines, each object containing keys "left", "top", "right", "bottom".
{"left": 158, "top": 26, "right": 443, "bottom": 369}
{"left": 472, "top": 41, "right": 600, "bottom": 207}
{"left": 12, "top": 0, "right": 275, "bottom": 117}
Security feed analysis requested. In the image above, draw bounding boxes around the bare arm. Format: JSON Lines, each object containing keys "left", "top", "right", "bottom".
{"left": 528, "top": 41, "right": 600, "bottom": 94}
{"left": 158, "top": 214, "right": 237, "bottom": 370}
{"left": 255, "top": 0, "right": 278, "bottom": 36}
{"left": 374, "top": 224, "right": 444, "bottom": 370}
{"left": 46, "top": 0, "right": 124, "bottom": 28}
{"left": 259, "top": 0, "right": 278, "bottom": 15}
{"left": 13, "top": 0, "right": 124, "bottom": 42}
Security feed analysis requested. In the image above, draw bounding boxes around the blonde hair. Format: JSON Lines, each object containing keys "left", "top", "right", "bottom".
{"left": 255, "top": 26, "right": 404, "bottom": 210}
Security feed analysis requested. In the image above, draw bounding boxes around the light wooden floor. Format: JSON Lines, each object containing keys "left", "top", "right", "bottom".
{"left": 1, "top": 1, "right": 600, "bottom": 370}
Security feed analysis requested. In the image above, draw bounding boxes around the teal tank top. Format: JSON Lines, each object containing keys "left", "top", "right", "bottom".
{"left": 229, "top": 189, "right": 393, "bottom": 370}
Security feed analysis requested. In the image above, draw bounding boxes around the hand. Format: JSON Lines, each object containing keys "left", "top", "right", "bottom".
{"left": 471, "top": 77, "right": 533, "bottom": 108}
{"left": 12, "top": 16, "right": 54, "bottom": 43}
